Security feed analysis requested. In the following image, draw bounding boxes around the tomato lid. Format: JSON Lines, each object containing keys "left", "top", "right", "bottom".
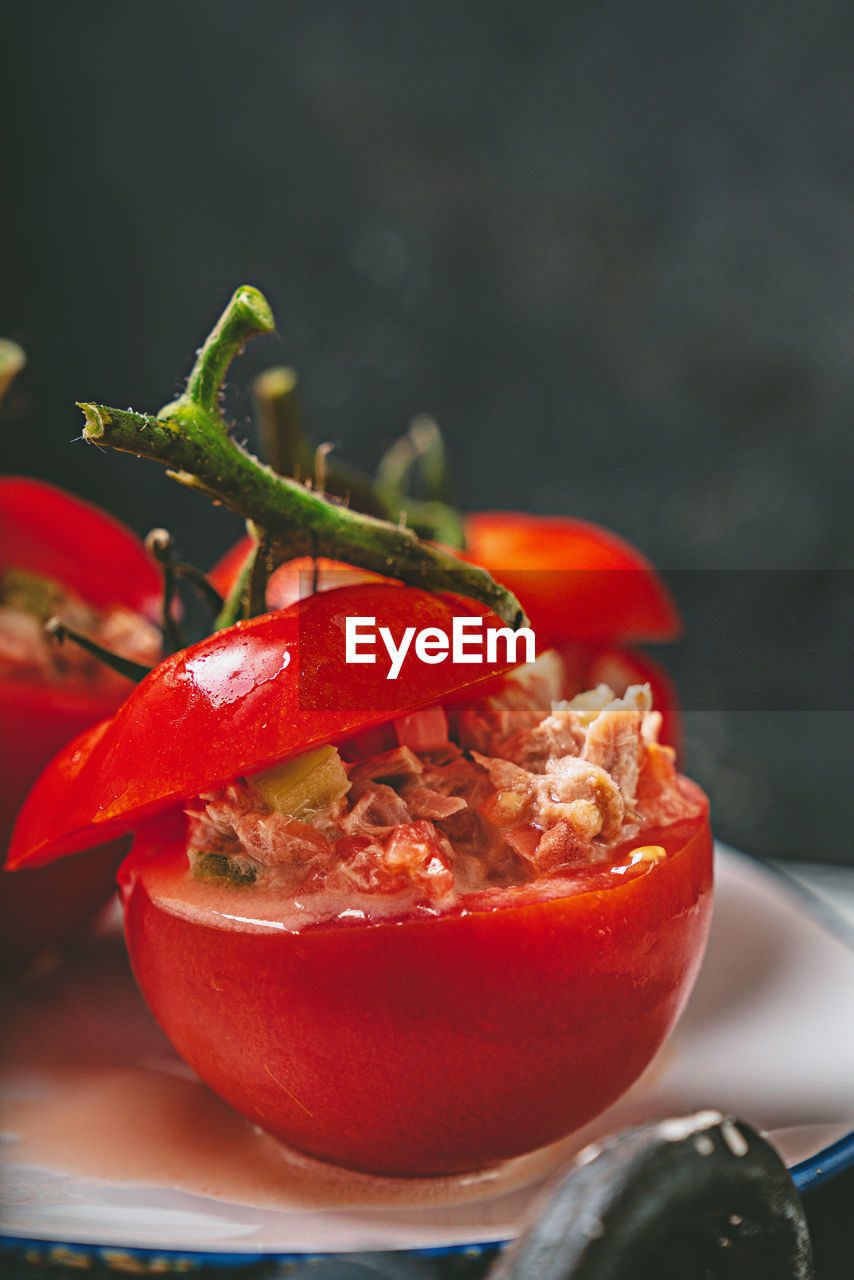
{"left": 7, "top": 584, "right": 518, "bottom": 870}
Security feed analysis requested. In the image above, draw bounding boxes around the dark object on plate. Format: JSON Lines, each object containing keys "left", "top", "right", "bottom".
{"left": 490, "top": 1111, "right": 813, "bottom": 1280}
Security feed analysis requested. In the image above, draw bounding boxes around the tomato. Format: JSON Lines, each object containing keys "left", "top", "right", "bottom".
{"left": 8, "top": 583, "right": 711, "bottom": 1175}
{"left": 462, "top": 512, "right": 681, "bottom": 646}
{"left": 0, "top": 477, "right": 161, "bottom": 967}
{"left": 0, "top": 477, "right": 161, "bottom": 619}
{"left": 120, "top": 801, "right": 711, "bottom": 1175}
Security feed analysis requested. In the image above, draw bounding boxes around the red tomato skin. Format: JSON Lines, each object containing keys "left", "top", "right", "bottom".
{"left": 0, "top": 477, "right": 162, "bottom": 848}
{"left": 0, "top": 682, "right": 117, "bottom": 848}
{"left": 0, "top": 476, "right": 161, "bottom": 617}
{"left": 462, "top": 512, "right": 681, "bottom": 645}
{"left": 121, "top": 799, "right": 712, "bottom": 1176}
{"left": 0, "top": 478, "right": 161, "bottom": 966}
{"left": 0, "top": 683, "right": 126, "bottom": 969}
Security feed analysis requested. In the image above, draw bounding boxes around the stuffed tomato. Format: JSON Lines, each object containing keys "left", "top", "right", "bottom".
{"left": 0, "top": 477, "right": 162, "bottom": 967}
{"left": 9, "top": 583, "right": 711, "bottom": 1175}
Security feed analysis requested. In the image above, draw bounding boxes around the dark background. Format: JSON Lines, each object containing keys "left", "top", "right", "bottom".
{"left": 3, "top": 1, "right": 852, "bottom": 864}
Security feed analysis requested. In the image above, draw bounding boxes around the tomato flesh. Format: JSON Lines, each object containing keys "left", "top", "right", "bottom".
{"left": 120, "top": 799, "right": 712, "bottom": 1177}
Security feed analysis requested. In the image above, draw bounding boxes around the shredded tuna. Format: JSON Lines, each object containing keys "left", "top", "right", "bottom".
{"left": 634, "top": 743, "right": 702, "bottom": 828}
{"left": 534, "top": 821, "right": 600, "bottom": 874}
{"left": 339, "top": 782, "right": 413, "bottom": 836}
{"left": 474, "top": 750, "right": 624, "bottom": 843}
{"left": 457, "top": 682, "right": 544, "bottom": 756}
{"left": 581, "top": 697, "right": 646, "bottom": 807}
{"left": 499, "top": 709, "right": 585, "bottom": 773}
{"left": 398, "top": 785, "right": 467, "bottom": 821}
{"left": 186, "top": 666, "right": 703, "bottom": 910}
{"left": 348, "top": 745, "right": 424, "bottom": 782}
{"left": 192, "top": 781, "right": 332, "bottom": 880}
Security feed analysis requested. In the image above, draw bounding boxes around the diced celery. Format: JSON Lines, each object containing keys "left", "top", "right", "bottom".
{"left": 189, "top": 850, "right": 258, "bottom": 885}
{"left": 250, "top": 745, "right": 349, "bottom": 818}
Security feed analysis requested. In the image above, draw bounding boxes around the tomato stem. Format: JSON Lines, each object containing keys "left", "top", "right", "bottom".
{"left": 251, "top": 365, "right": 464, "bottom": 545}
{"left": 78, "top": 288, "right": 524, "bottom": 627}
{"left": 45, "top": 617, "right": 152, "bottom": 683}
{"left": 376, "top": 414, "right": 445, "bottom": 505}
{"left": 145, "top": 527, "right": 224, "bottom": 618}
{"left": 248, "top": 528, "right": 273, "bottom": 619}
{"left": 144, "top": 529, "right": 188, "bottom": 654}
{"left": 252, "top": 366, "right": 314, "bottom": 483}
{"left": 0, "top": 338, "right": 25, "bottom": 403}
{"left": 214, "top": 541, "right": 257, "bottom": 630}
{"left": 171, "top": 286, "right": 275, "bottom": 421}
{"left": 375, "top": 416, "right": 464, "bottom": 546}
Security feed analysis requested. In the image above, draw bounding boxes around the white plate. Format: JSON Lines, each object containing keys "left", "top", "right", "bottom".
{"left": 1, "top": 844, "right": 853, "bottom": 1269}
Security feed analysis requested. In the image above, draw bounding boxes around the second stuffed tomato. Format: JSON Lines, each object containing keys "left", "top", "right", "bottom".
{"left": 9, "top": 584, "right": 712, "bottom": 1176}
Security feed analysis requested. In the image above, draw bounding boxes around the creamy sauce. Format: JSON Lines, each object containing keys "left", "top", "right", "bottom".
{"left": 122, "top": 828, "right": 672, "bottom": 935}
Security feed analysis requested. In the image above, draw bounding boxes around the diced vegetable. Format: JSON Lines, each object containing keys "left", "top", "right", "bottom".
{"left": 189, "top": 850, "right": 258, "bottom": 885}
{"left": 249, "top": 745, "right": 349, "bottom": 818}
{"left": 393, "top": 705, "right": 449, "bottom": 753}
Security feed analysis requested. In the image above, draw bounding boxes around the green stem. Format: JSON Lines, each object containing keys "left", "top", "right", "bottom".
{"left": 375, "top": 417, "right": 464, "bottom": 545}
{"left": 251, "top": 361, "right": 465, "bottom": 543}
{"left": 144, "top": 528, "right": 189, "bottom": 653}
{"left": 214, "top": 541, "right": 257, "bottom": 630}
{"left": 252, "top": 365, "right": 390, "bottom": 518}
{"left": 168, "top": 286, "right": 275, "bottom": 421}
{"left": 248, "top": 530, "right": 272, "bottom": 618}
{"left": 376, "top": 415, "right": 451, "bottom": 506}
{"left": 45, "top": 618, "right": 152, "bottom": 683}
{"left": 0, "top": 339, "right": 25, "bottom": 404}
{"left": 78, "top": 288, "right": 524, "bottom": 628}
{"left": 173, "top": 559, "right": 225, "bottom": 617}
{"left": 409, "top": 415, "right": 450, "bottom": 504}
{"left": 252, "top": 366, "right": 313, "bottom": 479}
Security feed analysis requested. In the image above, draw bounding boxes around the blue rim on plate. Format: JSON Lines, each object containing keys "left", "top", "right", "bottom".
{"left": 792, "top": 1129, "right": 854, "bottom": 1193}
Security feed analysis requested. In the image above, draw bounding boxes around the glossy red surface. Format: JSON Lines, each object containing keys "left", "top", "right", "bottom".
{"left": 462, "top": 512, "right": 681, "bottom": 644}
{"left": 121, "top": 799, "right": 712, "bottom": 1175}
